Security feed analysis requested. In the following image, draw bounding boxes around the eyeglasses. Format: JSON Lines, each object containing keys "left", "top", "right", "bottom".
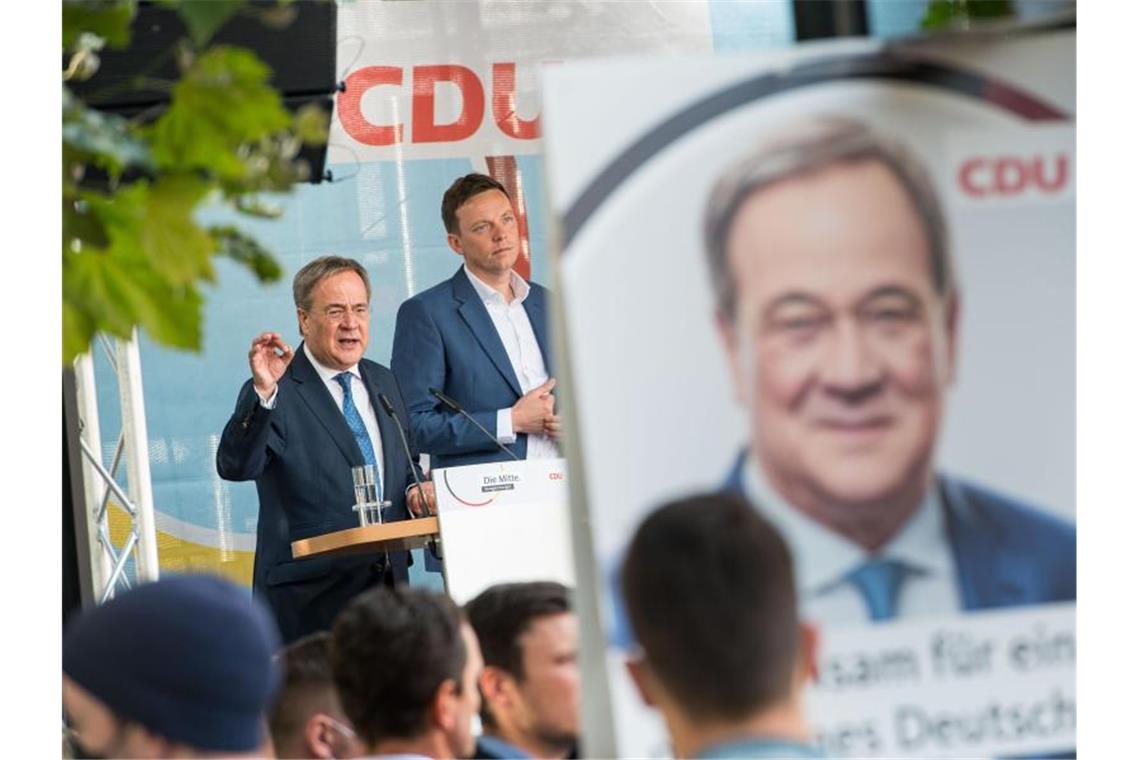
{"left": 311, "top": 304, "right": 371, "bottom": 322}
{"left": 62, "top": 719, "right": 82, "bottom": 756}
{"left": 326, "top": 715, "right": 357, "bottom": 740}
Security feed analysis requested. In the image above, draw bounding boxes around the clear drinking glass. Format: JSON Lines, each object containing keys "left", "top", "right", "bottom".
{"left": 351, "top": 464, "right": 390, "bottom": 526}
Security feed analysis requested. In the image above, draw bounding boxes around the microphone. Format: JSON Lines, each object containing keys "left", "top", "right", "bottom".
{"left": 379, "top": 393, "right": 441, "bottom": 561}
{"left": 429, "top": 387, "right": 521, "bottom": 461}
{"left": 378, "top": 394, "right": 430, "bottom": 515}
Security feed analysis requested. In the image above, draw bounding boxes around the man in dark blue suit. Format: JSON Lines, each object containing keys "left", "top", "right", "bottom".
{"left": 392, "top": 173, "right": 560, "bottom": 470}
{"left": 217, "top": 256, "right": 435, "bottom": 643}
{"left": 705, "top": 117, "right": 1075, "bottom": 625}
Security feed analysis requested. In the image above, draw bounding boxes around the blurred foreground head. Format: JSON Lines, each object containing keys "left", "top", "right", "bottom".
{"left": 270, "top": 632, "right": 363, "bottom": 759}
{"left": 621, "top": 493, "right": 818, "bottom": 758}
{"left": 330, "top": 586, "right": 484, "bottom": 760}
{"left": 466, "top": 581, "right": 580, "bottom": 759}
{"left": 62, "top": 574, "right": 281, "bottom": 759}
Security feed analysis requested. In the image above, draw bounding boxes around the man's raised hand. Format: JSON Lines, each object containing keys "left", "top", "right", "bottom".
{"left": 249, "top": 332, "right": 294, "bottom": 399}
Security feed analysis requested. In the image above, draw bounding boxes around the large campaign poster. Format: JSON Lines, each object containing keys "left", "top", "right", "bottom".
{"left": 543, "top": 29, "right": 1075, "bottom": 758}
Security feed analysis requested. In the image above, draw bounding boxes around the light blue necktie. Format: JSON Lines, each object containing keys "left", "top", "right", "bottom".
{"left": 334, "top": 372, "right": 378, "bottom": 468}
{"left": 847, "top": 558, "right": 909, "bottom": 622}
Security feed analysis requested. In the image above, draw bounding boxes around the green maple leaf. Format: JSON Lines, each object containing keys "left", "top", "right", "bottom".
{"left": 139, "top": 176, "right": 217, "bottom": 283}
{"left": 63, "top": 177, "right": 216, "bottom": 361}
{"left": 150, "top": 46, "right": 292, "bottom": 179}
{"left": 63, "top": 0, "right": 135, "bottom": 50}
{"left": 64, "top": 246, "right": 205, "bottom": 362}
{"left": 922, "top": 0, "right": 1014, "bottom": 29}
{"left": 209, "top": 225, "right": 283, "bottom": 283}
{"left": 175, "top": 0, "right": 243, "bottom": 47}
{"left": 62, "top": 87, "right": 153, "bottom": 178}
{"left": 62, "top": 6, "right": 301, "bottom": 364}
{"left": 81, "top": 177, "right": 215, "bottom": 286}
{"left": 63, "top": 296, "right": 98, "bottom": 365}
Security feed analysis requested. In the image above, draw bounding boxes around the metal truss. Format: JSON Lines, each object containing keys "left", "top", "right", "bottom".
{"left": 72, "top": 330, "right": 161, "bottom": 604}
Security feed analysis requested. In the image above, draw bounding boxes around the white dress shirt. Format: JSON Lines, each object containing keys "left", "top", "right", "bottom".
{"left": 463, "top": 266, "right": 559, "bottom": 459}
{"left": 741, "top": 454, "right": 959, "bottom": 627}
{"left": 259, "top": 344, "right": 386, "bottom": 497}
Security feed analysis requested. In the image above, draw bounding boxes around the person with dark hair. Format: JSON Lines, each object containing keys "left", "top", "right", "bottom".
{"left": 707, "top": 116, "right": 1075, "bottom": 625}
{"left": 465, "top": 582, "right": 579, "bottom": 759}
{"left": 391, "top": 173, "right": 560, "bottom": 472}
{"left": 217, "top": 255, "right": 436, "bottom": 643}
{"left": 269, "top": 632, "right": 363, "bottom": 759}
{"left": 329, "top": 586, "right": 484, "bottom": 760}
{"left": 621, "top": 494, "right": 821, "bottom": 759}
{"left": 62, "top": 574, "right": 281, "bottom": 759}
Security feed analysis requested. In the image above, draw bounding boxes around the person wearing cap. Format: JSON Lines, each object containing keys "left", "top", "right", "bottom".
{"left": 62, "top": 574, "right": 281, "bottom": 759}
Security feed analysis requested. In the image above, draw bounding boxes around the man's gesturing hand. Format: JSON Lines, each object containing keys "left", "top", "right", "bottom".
{"left": 511, "top": 377, "right": 556, "bottom": 435}
{"left": 249, "top": 332, "right": 294, "bottom": 400}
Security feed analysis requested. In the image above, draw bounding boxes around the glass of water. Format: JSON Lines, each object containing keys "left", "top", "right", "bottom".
{"left": 351, "top": 465, "right": 389, "bottom": 526}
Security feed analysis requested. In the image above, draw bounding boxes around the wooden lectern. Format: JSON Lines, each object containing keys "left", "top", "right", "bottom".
{"left": 291, "top": 516, "right": 441, "bottom": 559}
{"left": 289, "top": 459, "right": 574, "bottom": 604}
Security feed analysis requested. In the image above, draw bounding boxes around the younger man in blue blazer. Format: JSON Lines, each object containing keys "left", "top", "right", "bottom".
{"left": 392, "top": 174, "right": 561, "bottom": 470}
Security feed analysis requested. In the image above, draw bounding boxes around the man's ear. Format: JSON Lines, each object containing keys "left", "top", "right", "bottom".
{"left": 715, "top": 309, "right": 747, "bottom": 405}
{"left": 447, "top": 233, "right": 464, "bottom": 256}
{"left": 624, "top": 656, "right": 659, "bottom": 708}
{"left": 303, "top": 713, "right": 338, "bottom": 759}
{"left": 942, "top": 289, "right": 960, "bottom": 385}
{"left": 478, "top": 666, "right": 514, "bottom": 714}
{"left": 298, "top": 307, "right": 311, "bottom": 340}
{"left": 797, "top": 621, "right": 821, "bottom": 687}
{"left": 431, "top": 678, "right": 460, "bottom": 733}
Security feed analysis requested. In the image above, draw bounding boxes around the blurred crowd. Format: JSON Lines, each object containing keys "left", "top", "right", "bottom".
{"left": 63, "top": 493, "right": 816, "bottom": 759}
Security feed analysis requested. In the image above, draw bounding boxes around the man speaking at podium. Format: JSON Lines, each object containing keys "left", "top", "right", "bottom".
{"left": 392, "top": 173, "right": 561, "bottom": 470}
{"left": 217, "top": 256, "right": 435, "bottom": 643}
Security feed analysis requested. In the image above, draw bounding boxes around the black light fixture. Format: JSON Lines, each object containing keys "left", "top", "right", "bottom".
{"left": 67, "top": 0, "right": 338, "bottom": 184}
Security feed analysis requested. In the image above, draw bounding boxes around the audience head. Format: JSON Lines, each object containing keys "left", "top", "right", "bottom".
{"left": 269, "top": 632, "right": 363, "bottom": 759}
{"left": 440, "top": 173, "right": 520, "bottom": 281}
{"left": 330, "top": 586, "right": 483, "bottom": 760}
{"left": 440, "top": 173, "right": 511, "bottom": 236}
{"left": 62, "top": 574, "right": 281, "bottom": 759}
{"left": 466, "top": 582, "right": 580, "bottom": 758}
{"left": 621, "top": 493, "right": 817, "bottom": 755}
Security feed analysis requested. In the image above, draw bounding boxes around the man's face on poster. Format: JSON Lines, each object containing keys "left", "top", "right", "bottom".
{"left": 719, "top": 159, "right": 957, "bottom": 516}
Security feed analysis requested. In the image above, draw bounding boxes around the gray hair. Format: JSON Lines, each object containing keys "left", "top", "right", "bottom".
{"left": 292, "top": 255, "right": 372, "bottom": 312}
{"left": 703, "top": 116, "right": 954, "bottom": 319}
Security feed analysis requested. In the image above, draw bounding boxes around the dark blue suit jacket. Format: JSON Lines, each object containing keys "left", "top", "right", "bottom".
{"left": 216, "top": 345, "right": 423, "bottom": 643}
{"left": 391, "top": 266, "right": 553, "bottom": 469}
{"left": 724, "top": 451, "right": 1076, "bottom": 611}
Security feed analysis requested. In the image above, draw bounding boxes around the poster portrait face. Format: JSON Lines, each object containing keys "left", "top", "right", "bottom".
{"left": 710, "top": 125, "right": 958, "bottom": 542}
